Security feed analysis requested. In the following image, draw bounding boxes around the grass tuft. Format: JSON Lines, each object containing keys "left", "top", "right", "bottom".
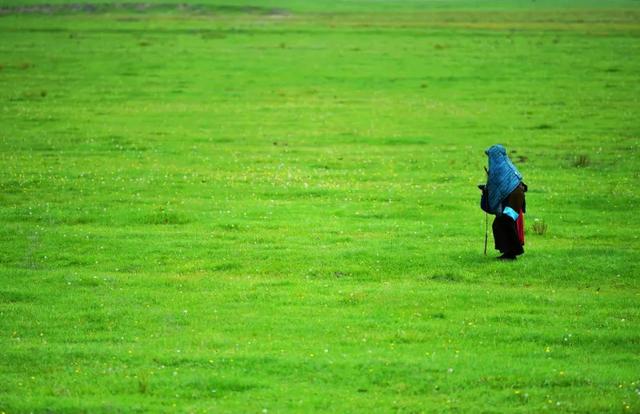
{"left": 141, "top": 207, "right": 189, "bottom": 225}
{"left": 532, "top": 218, "right": 548, "bottom": 236}
{"left": 573, "top": 154, "right": 591, "bottom": 168}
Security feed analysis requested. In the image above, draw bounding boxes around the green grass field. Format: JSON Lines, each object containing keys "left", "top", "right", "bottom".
{"left": 1, "top": 0, "right": 639, "bottom": 412}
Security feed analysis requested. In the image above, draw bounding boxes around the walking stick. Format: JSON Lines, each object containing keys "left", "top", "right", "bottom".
{"left": 484, "top": 211, "right": 488, "bottom": 256}
{"left": 482, "top": 166, "right": 489, "bottom": 256}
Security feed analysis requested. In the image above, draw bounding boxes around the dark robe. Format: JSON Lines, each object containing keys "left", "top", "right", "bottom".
{"left": 492, "top": 184, "right": 526, "bottom": 257}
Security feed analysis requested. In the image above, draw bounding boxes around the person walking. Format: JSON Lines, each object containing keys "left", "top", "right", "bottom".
{"left": 480, "top": 144, "right": 527, "bottom": 260}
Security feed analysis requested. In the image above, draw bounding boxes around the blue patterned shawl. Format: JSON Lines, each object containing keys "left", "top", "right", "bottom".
{"left": 485, "top": 144, "right": 522, "bottom": 214}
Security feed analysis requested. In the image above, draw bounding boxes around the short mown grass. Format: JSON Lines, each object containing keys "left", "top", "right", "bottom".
{"left": 1, "top": 0, "right": 639, "bottom": 412}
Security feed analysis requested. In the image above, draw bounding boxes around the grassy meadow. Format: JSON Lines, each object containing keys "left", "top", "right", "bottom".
{"left": 1, "top": 0, "right": 639, "bottom": 412}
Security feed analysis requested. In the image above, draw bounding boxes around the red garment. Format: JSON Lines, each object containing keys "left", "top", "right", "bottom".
{"left": 516, "top": 209, "right": 525, "bottom": 245}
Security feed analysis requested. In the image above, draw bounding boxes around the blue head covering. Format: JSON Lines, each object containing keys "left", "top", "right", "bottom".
{"left": 485, "top": 144, "right": 522, "bottom": 214}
